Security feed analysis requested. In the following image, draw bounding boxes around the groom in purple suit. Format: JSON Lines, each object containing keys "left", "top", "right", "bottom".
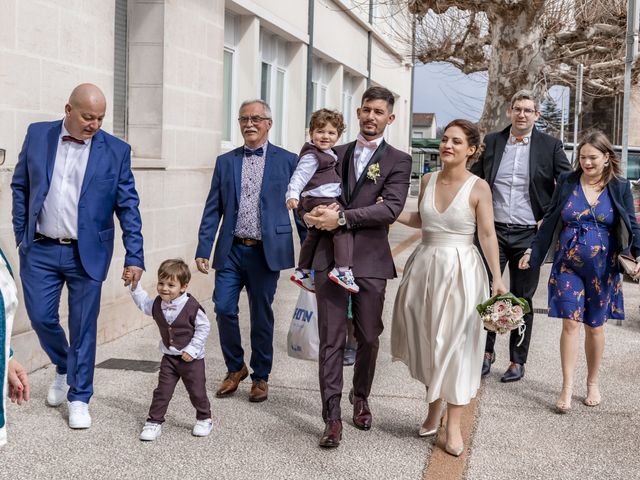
{"left": 305, "top": 86, "right": 411, "bottom": 448}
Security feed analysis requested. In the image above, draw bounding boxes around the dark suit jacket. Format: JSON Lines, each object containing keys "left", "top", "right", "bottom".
{"left": 528, "top": 171, "right": 640, "bottom": 268}
{"left": 195, "top": 143, "right": 305, "bottom": 272}
{"left": 310, "top": 140, "right": 412, "bottom": 279}
{"left": 470, "top": 125, "right": 571, "bottom": 221}
{"left": 11, "top": 120, "right": 144, "bottom": 281}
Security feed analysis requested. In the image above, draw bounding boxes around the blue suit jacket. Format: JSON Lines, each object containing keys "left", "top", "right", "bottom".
{"left": 196, "top": 143, "right": 303, "bottom": 272}
{"left": 11, "top": 120, "right": 145, "bottom": 282}
{"left": 529, "top": 171, "right": 640, "bottom": 268}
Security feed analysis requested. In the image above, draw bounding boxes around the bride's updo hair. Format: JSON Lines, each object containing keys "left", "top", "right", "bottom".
{"left": 442, "top": 119, "right": 484, "bottom": 165}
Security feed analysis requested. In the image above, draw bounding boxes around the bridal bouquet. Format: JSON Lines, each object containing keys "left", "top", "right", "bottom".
{"left": 476, "top": 292, "right": 530, "bottom": 334}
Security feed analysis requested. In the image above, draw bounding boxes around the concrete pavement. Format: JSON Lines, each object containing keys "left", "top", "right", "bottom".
{"left": 2, "top": 195, "right": 640, "bottom": 479}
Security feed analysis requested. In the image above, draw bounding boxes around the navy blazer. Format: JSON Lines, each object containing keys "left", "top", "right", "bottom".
{"left": 529, "top": 171, "right": 640, "bottom": 268}
{"left": 471, "top": 125, "right": 571, "bottom": 221}
{"left": 11, "top": 120, "right": 144, "bottom": 281}
{"left": 195, "top": 143, "right": 304, "bottom": 272}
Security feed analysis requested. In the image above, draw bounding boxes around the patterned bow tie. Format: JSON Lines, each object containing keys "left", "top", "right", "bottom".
{"left": 356, "top": 137, "right": 378, "bottom": 149}
{"left": 244, "top": 146, "right": 264, "bottom": 158}
{"left": 511, "top": 136, "right": 530, "bottom": 145}
{"left": 161, "top": 301, "right": 177, "bottom": 311}
{"left": 62, "top": 135, "right": 85, "bottom": 145}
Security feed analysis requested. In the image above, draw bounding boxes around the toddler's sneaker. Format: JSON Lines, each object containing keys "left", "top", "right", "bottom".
{"left": 290, "top": 268, "right": 315, "bottom": 293}
{"left": 328, "top": 268, "right": 359, "bottom": 293}
{"left": 192, "top": 418, "right": 213, "bottom": 437}
{"left": 139, "top": 422, "right": 162, "bottom": 441}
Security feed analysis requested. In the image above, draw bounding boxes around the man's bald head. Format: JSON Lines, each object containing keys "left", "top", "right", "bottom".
{"left": 64, "top": 83, "right": 106, "bottom": 140}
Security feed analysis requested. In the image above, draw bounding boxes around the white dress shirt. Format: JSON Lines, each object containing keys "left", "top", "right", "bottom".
{"left": 37, "top": 121, "right": 92, "bottom": 239}
{"left": 129, "top": 284, "right": 211, "bottom": 360}
{"left": 353, "top": 134, "right": 384, "bottom": 180}
{"left": 286, "top": 147, "right": 341, "bottom": 201}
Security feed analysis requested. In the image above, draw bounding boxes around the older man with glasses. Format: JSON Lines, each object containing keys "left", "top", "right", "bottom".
{"left": 195, "top": 99, "right": 305, "bottom": 403}
{"left": 471, "top": 89, "right": 571, "bottom": 382}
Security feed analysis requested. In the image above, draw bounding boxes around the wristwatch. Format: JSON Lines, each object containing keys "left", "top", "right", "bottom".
{"left": 337, "top": 210, "right": 347, "bottom": 226}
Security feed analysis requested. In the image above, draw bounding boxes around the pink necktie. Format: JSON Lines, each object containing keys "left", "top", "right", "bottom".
{"left": 356, "top": 137, "right": 378, "bottom": 149}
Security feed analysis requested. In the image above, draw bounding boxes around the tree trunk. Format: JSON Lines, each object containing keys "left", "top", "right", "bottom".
{"left": 478, "top": 6, "right": 547, "bottom": 136}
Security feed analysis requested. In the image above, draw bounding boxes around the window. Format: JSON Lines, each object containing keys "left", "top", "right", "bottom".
{"left": 342, "top": 72, "right": 361, "bottom": 139}
{"left": 113, "top": 0, "right": 128, "bottom": 140}
{"left": 222, "top": 12, "right": 238, "bottom": 144}
{"left": 260, "top": 31, "right": 288, "bottom": 146}
{"left": 312, "top": 58, "right": 331, "bottom": 111}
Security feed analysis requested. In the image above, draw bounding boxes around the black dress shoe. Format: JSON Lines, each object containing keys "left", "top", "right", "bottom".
{"left": 500, "top": 363, "right": 525, "bottom": 383}
{"left": 319, "top": 420, "right": 342, "bottom": 448}
{"left": 481, "top": 352, "right": 495, "bottom": 376}
{"left": 349, "top": 389, "right": 372, "bottom": 430}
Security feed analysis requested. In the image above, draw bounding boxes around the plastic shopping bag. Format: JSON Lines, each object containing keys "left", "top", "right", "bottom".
{"left": 287, "top": 290, "right": 319, "bottom": 361}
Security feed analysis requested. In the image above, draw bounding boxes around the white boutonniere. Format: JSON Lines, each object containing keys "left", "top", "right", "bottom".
{"left": 366, "top": 163, "right": 381, "bottom": 184}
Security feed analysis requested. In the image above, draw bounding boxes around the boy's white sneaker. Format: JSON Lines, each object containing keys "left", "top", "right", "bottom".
{"left": 47, "top": 373, "right": 68, "bottom": 407}
{"left": 328, "top": 268, "right": 360, "bottom": 293}
{"left": 192, "top": 418, "right": 213, "bottom": 437}
{"left": 68, "top": 401, "right": 91, "bottom": 429}
{"left": 290, "top": 269, "right": 315, "bottom": 293}
{"left": 139, "top": 422, "right": 162, "bottom": 441}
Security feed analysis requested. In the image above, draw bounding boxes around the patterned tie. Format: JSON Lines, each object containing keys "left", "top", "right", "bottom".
{"left": 244, "top": 146, "right": 264, "bottom": 158}
{"left": 511, "top": 136, "right": 529, "bottom": 145}
{"left": 62, "top": 135, "right": 85, "bottom": 145}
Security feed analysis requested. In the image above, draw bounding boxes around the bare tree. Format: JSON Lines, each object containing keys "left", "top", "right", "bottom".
{"left": 393, "top": 0, "right": 633, "bottom": 133}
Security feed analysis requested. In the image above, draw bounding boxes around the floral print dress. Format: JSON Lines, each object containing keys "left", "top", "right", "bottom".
{"left": 548, "top": 183, "right": 624, "bottom": 327}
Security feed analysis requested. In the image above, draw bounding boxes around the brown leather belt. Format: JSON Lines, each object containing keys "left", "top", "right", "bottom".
{"left": 233, "top": 236, "right": 262, "bottom": 247}
{"left": 35, "top": 233, "right": 76, "bottom": 244}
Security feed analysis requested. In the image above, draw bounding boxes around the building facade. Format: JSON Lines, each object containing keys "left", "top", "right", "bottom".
{"left": 0, "top": 0, "right": 413, "bottom": 371}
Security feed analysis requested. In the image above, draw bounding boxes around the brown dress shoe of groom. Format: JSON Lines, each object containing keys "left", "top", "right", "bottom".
{"left": 349, "top": 388, "right": 372, "bottom": 431}
{"left": 249, "top": 379, "right": 268, "bottom": 403}
{"left": 318, "top": 420, "right": 342, "bottom": 448}
{"left": 215, "top": 364, "right": 249, "bottom": 398}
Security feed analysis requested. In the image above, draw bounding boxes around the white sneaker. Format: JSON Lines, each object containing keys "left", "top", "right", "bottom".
{"left": 68, "top": 401, "right": 91, "bottom": 429}
{"left": 46, "top": 373, "right": 69, "bottom": 407}
{"left": 139, "top": 422, "right": 162, "bottom": 441}
{"left": 192, "top": 418, "right": 213, "bottom": 437}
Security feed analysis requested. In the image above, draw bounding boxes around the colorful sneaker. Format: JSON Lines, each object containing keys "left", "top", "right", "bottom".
{"left": 290, "top": 268, "right": 315, "bottom": 293}
{"left": 192, "top": 418, "right": 213, "bottom": 437}
{"left": 328, "top": 268, "right": 360, "bottom": 293}
{"left": 140, "top": 422, "right": 162, "bottom": 441}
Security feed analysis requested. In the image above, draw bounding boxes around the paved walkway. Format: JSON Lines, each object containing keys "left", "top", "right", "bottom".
{"left": 2, "top": 196, "right": 640, "bottom": 479}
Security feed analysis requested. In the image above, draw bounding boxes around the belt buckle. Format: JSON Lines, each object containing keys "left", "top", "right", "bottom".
{"left": 59, "top": 238, "right": 72, "bottom": 245}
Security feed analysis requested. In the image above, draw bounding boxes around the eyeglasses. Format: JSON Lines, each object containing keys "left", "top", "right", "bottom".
{"left": 511, "top": 107, "right": 537, "bottom": 116}
{"left": 238, "top": 116, "right": 271, "bottom": 124}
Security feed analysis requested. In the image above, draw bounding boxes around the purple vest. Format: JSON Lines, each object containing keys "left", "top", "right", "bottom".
{"left": 151, "top": 295, "right": 203, "bottom": 351}
{"left": 299, "top": 142, "right": 341, "bottom": 193}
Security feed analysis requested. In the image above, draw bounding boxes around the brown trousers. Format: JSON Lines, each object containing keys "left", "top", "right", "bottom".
{"left": 315, "top": 269, "right": 386, "bottom": 421}
{"left": 298, "top": 196, "right": 353, "bottom": 269}
{"left": 147, "top": 354, "right": 211, "bottom": 424}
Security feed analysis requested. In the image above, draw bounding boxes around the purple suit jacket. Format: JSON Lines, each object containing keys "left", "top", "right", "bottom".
{"left": 310, "top": 140, "right": 411, "bottom": 278}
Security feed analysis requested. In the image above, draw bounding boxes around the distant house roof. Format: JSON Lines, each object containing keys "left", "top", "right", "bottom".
{"left": 413, "top": 113, "right": 435, "bottom": 127}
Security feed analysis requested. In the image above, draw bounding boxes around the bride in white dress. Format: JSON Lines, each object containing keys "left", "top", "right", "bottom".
{"left": 391, "top": 119, "right": 506, "bottom": 457}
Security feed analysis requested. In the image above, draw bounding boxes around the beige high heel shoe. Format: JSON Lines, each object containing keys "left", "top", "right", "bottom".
{"left": 418, "top": 409, "right": 444, "bottom": 437}
{"left": 555, "top": 385, "right": 573, "bottom": 414}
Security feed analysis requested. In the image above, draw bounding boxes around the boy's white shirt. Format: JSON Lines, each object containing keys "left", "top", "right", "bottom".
{"left": 286, "top": 145, "right": 341, "bottom": 201}
{"left": 129, "top": 283, "right": 210, "bottom": 360}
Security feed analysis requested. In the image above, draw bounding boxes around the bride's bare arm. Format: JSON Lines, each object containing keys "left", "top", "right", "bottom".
{"left": 396, "top": 174, "right": 430, "bottom": 228}
{"left": 473, "top": 179, "right": 507, "bottom": 295}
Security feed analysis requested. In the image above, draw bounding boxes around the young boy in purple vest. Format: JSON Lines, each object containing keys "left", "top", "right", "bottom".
{"left": 127, "top": 259, "right": 212, "bottom": 441}
{"left": 287, "top": 109, "right": 358, "bottom": 293}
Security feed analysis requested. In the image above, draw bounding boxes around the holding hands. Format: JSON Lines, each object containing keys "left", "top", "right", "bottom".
{"left": 122, "top": 266, "right": 144, "bottom": 289}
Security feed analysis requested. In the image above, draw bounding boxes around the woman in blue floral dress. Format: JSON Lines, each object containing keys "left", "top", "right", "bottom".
{"left": 520, "top": 131, "right": 640, "bottom": 414}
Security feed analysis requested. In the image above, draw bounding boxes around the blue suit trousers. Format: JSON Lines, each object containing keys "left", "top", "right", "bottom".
{"left": 213, "top": 244, "right": 279, "bottom": 381}
{"left": 19, "top": 239, "right": 103, "bottom": 403}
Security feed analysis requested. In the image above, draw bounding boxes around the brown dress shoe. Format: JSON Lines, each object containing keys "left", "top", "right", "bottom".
{"left": 249, "top": 379, "right": 268, "bottom": 402}
{"left": 349, "top": 388, "right": 372, "bottom": 430}
{"left": 318, "top": 420, "right": 342, "bottom": 448}
{"left": 215, "top": 364, "right": 249, "bottom": 397}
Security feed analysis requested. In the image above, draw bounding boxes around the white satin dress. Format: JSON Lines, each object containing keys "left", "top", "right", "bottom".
{"left": 391, "top": 172, "right": 489, "bottom": 405}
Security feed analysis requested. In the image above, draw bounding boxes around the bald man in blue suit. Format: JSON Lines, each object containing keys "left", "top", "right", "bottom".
{"left": 11, "top": 84, "right": 144, "bottom": 429}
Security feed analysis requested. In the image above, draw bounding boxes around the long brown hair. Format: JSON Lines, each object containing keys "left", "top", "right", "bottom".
{"left": 574, "top": 130, "right": 621, "bottom": 186}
